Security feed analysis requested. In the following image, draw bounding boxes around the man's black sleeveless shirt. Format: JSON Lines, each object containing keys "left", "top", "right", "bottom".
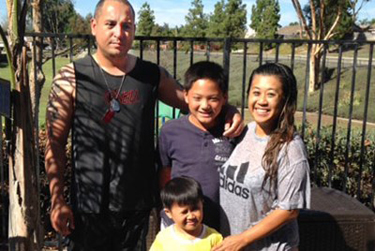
{"left": 72, "top": 55, "right": 160, "bottom": 213}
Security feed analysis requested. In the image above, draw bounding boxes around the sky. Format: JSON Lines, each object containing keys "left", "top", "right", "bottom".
{"left": 1, "top": 0, "right": 375, "bottom": 29}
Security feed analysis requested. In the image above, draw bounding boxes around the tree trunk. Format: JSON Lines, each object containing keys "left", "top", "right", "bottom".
{"left": 291, "top": 0, "right": 342, "bottom": 93}
{"left": 29, "top": 1, "right": 45, "bottom": 210}
{"left": 30, "top": 0, "right": 45, "bottom": 123}
{"left": 309, "top": 44, "right": 321, "bottom": 93}
{"left": 6, "top": 0, "right": 43, "bottom": 250}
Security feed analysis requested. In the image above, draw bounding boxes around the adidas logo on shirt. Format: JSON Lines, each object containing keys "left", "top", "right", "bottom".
{"left": 219, "top": 162, "right": 250, "bottom": 199}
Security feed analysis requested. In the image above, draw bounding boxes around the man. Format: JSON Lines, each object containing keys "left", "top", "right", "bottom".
{"left": 45, "top": 0, "right": 243, "bottom": 250}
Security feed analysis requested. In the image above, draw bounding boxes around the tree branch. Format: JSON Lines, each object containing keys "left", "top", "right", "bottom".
{"left": 291, "top": 0, "right": 312, "bottom": 39}
{"left": 314, "top": 7, "right": 343, "bottom": 56}
{"left": 318, "top": 0, "right": 325, "bottom": 40}
{"left": 310, "top": 0, "right": 317, "bottom": 39}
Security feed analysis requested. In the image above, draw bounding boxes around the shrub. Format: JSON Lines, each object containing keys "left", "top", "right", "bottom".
{"left": 302, "top": 124, "right": 374, "bottom": 208}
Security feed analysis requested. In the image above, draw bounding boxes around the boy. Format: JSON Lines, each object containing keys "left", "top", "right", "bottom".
{"left": 158, "top": 61, "right": 235, "bottom": 230}
{"left": 150, "top": 177, "right": 223, "bottom": 250}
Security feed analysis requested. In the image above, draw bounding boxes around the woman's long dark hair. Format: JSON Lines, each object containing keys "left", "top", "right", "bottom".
{"left": 247, "top": 63, "right": 298, "bottom": 190}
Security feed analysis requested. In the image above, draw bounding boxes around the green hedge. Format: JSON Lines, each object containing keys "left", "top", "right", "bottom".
{"left": 303, "top": 124, "right": 374, "bottom": 208}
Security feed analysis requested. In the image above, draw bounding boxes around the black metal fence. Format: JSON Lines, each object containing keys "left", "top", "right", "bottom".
{"left": 0, "top": 33, "right": 374, "bottom": 248}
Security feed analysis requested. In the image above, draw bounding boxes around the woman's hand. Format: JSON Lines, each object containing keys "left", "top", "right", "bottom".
{"left": 212, "top": 234, "right": 248, "bottom": 251}
{"left": 213, "top": 209, "right": 299, "bottom": 251}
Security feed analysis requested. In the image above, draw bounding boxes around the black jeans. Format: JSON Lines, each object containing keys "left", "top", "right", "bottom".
{"left": 67, "top": 210, "right": 150, "bottom": 251}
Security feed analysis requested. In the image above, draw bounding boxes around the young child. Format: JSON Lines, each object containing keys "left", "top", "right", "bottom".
{"left": 158, "top": 61, "right": 235, "bottom": 230}
{"left": 214, "top": 63, "right": 310, "bottom": 251}
{"left": 150, "top": 177, "right": 223, "bottom": 250}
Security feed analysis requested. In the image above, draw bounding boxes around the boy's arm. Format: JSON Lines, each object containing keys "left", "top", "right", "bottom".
{"left": 157, "top": 66, "right": 244, "bottom": 138}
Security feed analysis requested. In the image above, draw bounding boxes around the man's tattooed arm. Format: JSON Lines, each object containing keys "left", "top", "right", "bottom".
{"left": 45, "top": 64, "right": 76, "bottom": 231}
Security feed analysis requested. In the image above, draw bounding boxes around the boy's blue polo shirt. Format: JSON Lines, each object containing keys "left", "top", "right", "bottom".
{"left": 158, "top": 115, "right": 235, "bottom": 229}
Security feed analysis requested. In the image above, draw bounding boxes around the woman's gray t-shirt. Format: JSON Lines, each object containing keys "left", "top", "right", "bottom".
{"left": 219, "top": 122, "right": 311, "bottom": 251}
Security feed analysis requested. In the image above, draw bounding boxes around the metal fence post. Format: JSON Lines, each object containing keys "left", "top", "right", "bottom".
{"left": 223, "top": 38, "right": 231, "bottom": 86}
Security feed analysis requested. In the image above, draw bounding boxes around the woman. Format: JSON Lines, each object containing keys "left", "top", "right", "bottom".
{"left": 214, "top": 63, "right": 311, "bottom": 251}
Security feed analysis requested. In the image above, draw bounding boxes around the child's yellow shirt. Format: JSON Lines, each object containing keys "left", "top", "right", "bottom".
{"left": 150, "top": 224, "right": 223, "bottom": 251}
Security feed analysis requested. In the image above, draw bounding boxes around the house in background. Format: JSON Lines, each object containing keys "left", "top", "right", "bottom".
{"left": 277, "top": 25, "right": 305, "bottom": 39}
{"left": 352, "top": 24, "right": 375, "bottom": 41}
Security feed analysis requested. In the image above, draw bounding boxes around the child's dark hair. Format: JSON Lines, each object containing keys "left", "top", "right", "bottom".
{"left": 161, "top": 177, "right": 204, "bottom": 209}
{"left": 184, "top": 61, "right": 228, "bottom": 93}
{"left": 247, "top": 63, "right": 298, "bottom": 190}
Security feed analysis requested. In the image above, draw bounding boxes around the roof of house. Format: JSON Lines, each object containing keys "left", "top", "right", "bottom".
{"left": 277, "top": 25, "right": 302, "bottom": 36}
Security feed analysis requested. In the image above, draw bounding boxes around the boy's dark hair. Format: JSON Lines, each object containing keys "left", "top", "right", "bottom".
{"left": 161, "top": 177, "right": 204, "bottom": 210}
{"left": 184, "top": 61, "right": 228, "bottom": 94}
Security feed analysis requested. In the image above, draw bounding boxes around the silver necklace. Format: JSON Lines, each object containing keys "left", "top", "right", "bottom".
{"left": 100, "top": 67, "right": 126, "bottom": 113}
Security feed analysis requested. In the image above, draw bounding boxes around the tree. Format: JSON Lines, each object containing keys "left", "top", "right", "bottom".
{"left": 43, "top": 0, "right": 75, "bottom": 34}
{"left": 29, "top": 1, "right": 46, "bottom": 219}
{"left": 1, "top": 0, "right": 42, "bottom": 249}
{"left": 152, "top": 23, "right": 174, "bottom": 37}
{"left": 349, "top": 0, "right": 371, "bottom": 23}
{"left": 302, "top": 0, "right": 354, "bottom": 39}
{"left": 222, "top": 0, "right": 247, "bottom": 38}
{"left": 207, "top": 0, "right": 225, "bottom": 38}
{"left": 250, "top": 0, "right": 280, "bottom": 41}
{"left": 359, "top": 18, "right": 375, "bottom": 25}
{"left": 136, "top": 2, "right": 155, "bottom": 36}
{"left": 67, "top": 13, "right": 91, "bottom": 34}
{"left": 183, "top": 0, "right": 208, "bottom": 37}
{"left": 292, "top": 0, "right": 345, "bottom": 92}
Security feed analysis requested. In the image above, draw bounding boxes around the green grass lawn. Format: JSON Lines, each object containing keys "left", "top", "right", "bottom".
{"left": 1, "top": 57, "right": 71, "bottom": 125}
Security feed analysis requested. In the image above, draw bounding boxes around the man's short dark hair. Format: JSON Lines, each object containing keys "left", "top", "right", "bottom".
{"left": 94, "top": 0, "right": 135, "bottom": 20}
{"left": 184, "top": 61, "right": 228, "bottom": 94}
{"left": 161, "top": 177, "right": 204, "bottom": 210}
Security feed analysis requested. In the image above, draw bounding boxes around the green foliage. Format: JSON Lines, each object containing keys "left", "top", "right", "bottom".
{"left": 207, "top": 0, "right": 226, "bottom": 38}
{"left": 136, "top": 2, "right": 156, "bottom": 36}
{"left": 182, "top": 0, "right": 208, "bottom": 37}
{"left": 250, "top": 0, "right": 280, "bottom": 43}
{"left": 67, "top": 13, "right": 91, "bottom": 34}
{"left": 152, "top": 23, "right": 174, "bottom": 37}
{"left": 43, "top": 0, "right": 76, "bottom": 34}
{"left": 302, "top": 0, "right": 354, "bottom": 39}
{"left": 303, "top": 124, "right": 374, "bottom": 207}
{"left": 359, "top": 18, "right": 375, "bottom": 25}
{"left": 207, "top": 0, "right": 247, "bottom": 39}
{"left": 222, "top": 0, "right": 247, "bottom": 38}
